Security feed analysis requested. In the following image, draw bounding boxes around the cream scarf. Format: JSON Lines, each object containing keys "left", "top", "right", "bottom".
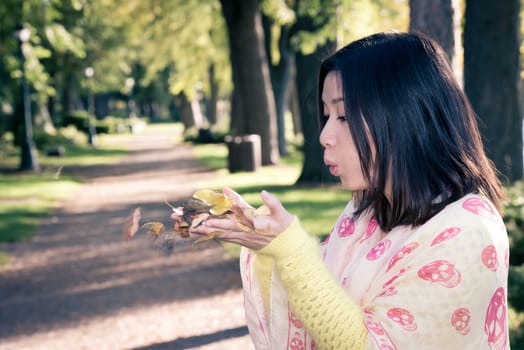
{"left": 239, "top": 195, "right": 510, "bottom": 350}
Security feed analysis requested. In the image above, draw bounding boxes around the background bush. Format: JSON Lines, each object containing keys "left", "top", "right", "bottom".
{"left": 505, "top": 181, "right": 524, "bottom": 348}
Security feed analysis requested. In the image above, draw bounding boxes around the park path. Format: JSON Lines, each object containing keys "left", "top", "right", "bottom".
{"left": 0, "top": 127, "right": 255, "bottom": 350}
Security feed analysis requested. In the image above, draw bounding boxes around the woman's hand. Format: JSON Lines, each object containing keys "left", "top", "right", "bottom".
{"left": 171, "top": 187, "right": 294, "bottom": 250}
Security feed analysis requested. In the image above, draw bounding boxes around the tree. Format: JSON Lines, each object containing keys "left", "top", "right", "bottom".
{"left": 88, "top": 0, "right": 229, "bottom": 128}
{"left": 409, "top": 0, "right": 455, "bottom": 61}
{"left": 219, "top": 0, "right": 279, "bottom": 165}
{"left": 0, "top": 0, "right": 88, "bottom": 169}
{"left": 463, "top": 0, "right": 522, "bottom": 182}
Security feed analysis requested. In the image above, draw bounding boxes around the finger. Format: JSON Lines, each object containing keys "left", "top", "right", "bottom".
{"left": 190, "top": 224, "right": 221, "bottom": 236}
{"left": 223, "top": 187, "right": 252, "bottom": 208}
{"left": 260, "top": 190, "right": 284, "bottom": 214}
{"left": 212, "top": 229, "right": 274, "bottom": 250}
{"left": 203, "top": 216, "right": 239, "bottom": 231}
{"left": 170, "top": 207, "right": 184, "bottom": 220}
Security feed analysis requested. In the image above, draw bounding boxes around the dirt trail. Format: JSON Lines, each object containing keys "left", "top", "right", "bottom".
{"left": 0, "top": 128, "right": 254, "bottom": 350}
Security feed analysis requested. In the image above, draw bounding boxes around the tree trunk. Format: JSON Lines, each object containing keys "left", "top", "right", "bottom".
{"left": 206, "top": 64, "right": 218, "bottom": 125}
{"left": 409, "top": 0, "right": 455, "bottom": 62}
{"left": 61, "top": 72, "right": 75, "bottom": 115}
{"left": 295, "top": 41, "right": 338, "bottom": 184}
{"left": 289, "top": 60, "right": 302, "bottom": 136}
{"left": 33, "top": 100, "right": 55, "bottom": 133}
{"left": 94, "top": 93, "right": 110, "bottom": 120}
{"left": 219, "top": 0, "right": 279, "bottom": 165}
{"left": 263, "top": 15, "right": 293, "bottom": 157}
{"left": 464, "top": 0, "right": 522, "bottom": 182}
{"left": 176, "top": 93, "right": 195, "bottom": 131}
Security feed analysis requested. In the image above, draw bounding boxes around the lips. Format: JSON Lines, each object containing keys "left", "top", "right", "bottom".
{"left": 324, "top": 157, "right": 339, "bottom": 176}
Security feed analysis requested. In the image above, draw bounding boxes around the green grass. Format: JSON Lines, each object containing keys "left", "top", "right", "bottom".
{"left": 0, "top": 134, "right": 130, "bottom": 243}
{"left": 0, "top": 173, "right": 80, "bottom": 241}
{"left": 0, "top": 140, "right": 128, "bottom": 171}
{"left": 0, "top": 251, "right": 9, "bottom": 265}
{"left": 40, "top": 145, "right": 128, "bottom": 167}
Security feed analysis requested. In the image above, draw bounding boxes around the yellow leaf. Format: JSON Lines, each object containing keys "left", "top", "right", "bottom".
{"left": 193, "top": 189, "right": 233, "bottom": 215}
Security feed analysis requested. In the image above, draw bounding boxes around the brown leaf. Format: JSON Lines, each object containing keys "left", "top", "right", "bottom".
{"left": 191, "top": 213, "right": 210, "bottom": 228}
{"left": 231, "top": 206, "right": 254, "bottom": 232}
{"left": 152, "top": 231, "right": 177, "bottom": 256}
{"left": 174, "top": 221, "right": 191, "bottom": 238}
{"left": 141, "top": 222, "right": 165, "bottom": 238}
{"left": 182, "top": 198, "right": 211, "bottom": 224}
{"left": 123, "top": 207, "right": 141, "bottom": 240}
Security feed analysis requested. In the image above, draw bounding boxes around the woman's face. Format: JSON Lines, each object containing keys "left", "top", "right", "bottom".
{"left": 320, "top": 71, "right": 369, "bottom": 191}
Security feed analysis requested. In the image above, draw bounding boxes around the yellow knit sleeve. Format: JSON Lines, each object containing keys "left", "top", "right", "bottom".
{"left": 258, "top": 217, "right": 367, "bottom": 350}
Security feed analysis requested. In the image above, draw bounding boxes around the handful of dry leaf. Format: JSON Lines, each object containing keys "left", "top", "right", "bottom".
{"left": 170, "top": 189, "right": 271, "bottom": 242}
{"left": 122, "top": 189, "right": 271, "bottom": 253}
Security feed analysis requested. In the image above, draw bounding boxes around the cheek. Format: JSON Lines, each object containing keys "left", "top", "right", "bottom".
{"left": 340, "top": 133, "right": 361, "bottom": 168}
{"left": 341, "top": 139, "right": 371, "bottom": 186}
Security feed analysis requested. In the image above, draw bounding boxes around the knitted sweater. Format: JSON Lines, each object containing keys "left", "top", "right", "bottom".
{"left": 239, "top": 194, "right": 510, "bottom": 350}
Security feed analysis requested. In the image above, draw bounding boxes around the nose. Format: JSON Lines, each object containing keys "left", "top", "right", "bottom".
{"left": 319, "top": 117, "right": 335, "bottom": 149}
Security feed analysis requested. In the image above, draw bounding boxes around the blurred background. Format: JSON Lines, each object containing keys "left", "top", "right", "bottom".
{"left": 1, "top": 0, "right": 524, "bottom": 348}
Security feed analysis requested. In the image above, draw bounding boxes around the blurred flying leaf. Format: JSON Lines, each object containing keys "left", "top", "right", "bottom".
{"left": 123, "top": 207, "right": 141, "bottom": 240}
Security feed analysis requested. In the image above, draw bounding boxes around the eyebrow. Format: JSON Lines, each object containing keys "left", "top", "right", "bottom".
{"left": 322, "top": 97, "right": 344, "bottom": 105}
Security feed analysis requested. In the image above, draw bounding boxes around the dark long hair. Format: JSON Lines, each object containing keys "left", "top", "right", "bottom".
{"left": 318, "top": 31, "right": 504, "bottom": 231}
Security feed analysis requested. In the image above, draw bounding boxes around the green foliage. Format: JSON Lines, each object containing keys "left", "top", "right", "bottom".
{"left": 335, "top": 0, "right": 409, "bottom": 45}
{"left": 509, "top": 264, "right": 524, "bottom": 310}
{"left": 0, "top": 132, "right": 16, "bottom": 158}
{"left": 504, "top": 181, "right": 524, "bottom": 348}
{"left": 95, "top": 116, "right": 135, "bottom": 134}
{"left": 504, "top": 181, "right": 524, "bottom": 265}
{"left": 117, "top": 0, "right": 231, "bottom": 101}
{"left": 61, "top": 110, "right": 91, "bottom": 132}
{"left": 59, "top": 111, "right": 134, "bottom": 136}
{"left": 32, "top": 128, "right": 74, "bottom": 151}
{"left": 262, "top": 0, "right": 408, "bottom": 55}
{"left": 510, "top": 306, "right": 524, "bottom": 350}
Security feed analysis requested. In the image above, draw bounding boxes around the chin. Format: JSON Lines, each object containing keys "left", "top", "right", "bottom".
{"left": 340, "top": 181, "right": 354, "bottom": 191}
{"left": 341, "top": 179, "right": 367, "bottom": 192}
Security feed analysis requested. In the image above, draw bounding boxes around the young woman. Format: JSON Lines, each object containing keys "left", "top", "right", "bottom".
{"left": 180, "top": 32, "right": 510, "bottom": 349}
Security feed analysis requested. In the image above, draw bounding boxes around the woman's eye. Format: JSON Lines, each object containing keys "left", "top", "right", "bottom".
{"left": 337, "top": 116, "right": 347, "bottom": 122}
